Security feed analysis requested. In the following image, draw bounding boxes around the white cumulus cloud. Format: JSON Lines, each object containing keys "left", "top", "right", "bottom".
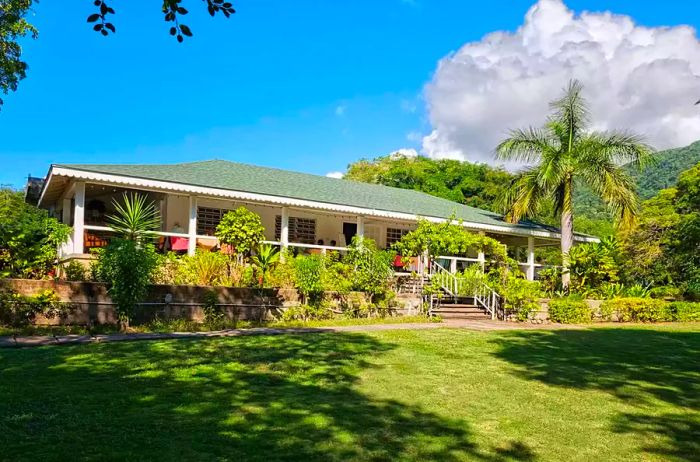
{"left": 422, "top": 0, "right": 700, "bottom": 165}
{"left": 326, "top": 171, "right": 344, "bottom": 179}
{"left": 389, "top": 148, "right": 419, "bottom": 159}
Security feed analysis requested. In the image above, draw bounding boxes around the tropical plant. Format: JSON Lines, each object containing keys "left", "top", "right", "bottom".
{"left": 488, "top": 266, "right": 542, "bottom": 321}
{"left": 107, "top": 193, "right": 161, "bottom": 243}
{"left": 215, "top": 206, "right": 265, "bottom": 258}
{"left": 64, "top": 260, "right": 87, "bottom": 281}
{"left": 394, "top": 218, "right": 508, "bottom": 265}
{"left": 496, "top": 80, "right": 653, "bottom": 289}
{"left": 344, "top": 237, "right": 395, "bottom": 304}
{"left": 251, "top": 244, "right": 280, "bottom": 287}
{"left": 99, "top": 193, "right": 161, "bottom": 329}
{"left": 0, "top": 188, "right": 70, "bottom": 279}
{"left": 176, "top": 251, "right": 229, "bottom": 286}
{"left": 292, "top": 254, "right": 325, "bottom": 305}
{"left": 94, "top": 239, "right": 159, "bottom": 329}
{"left": 548, "top": 298, "right": 592, "bottom": 324}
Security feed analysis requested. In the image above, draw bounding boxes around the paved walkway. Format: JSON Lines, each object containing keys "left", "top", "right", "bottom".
{"left": 0, "top": 320, "right": 584, "bottom": 348}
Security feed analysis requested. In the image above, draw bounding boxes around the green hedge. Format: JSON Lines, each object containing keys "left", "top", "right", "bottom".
{"left": 548, "top": 298, "right": 592, "bottom": 324}
{"left": 668, "top": 302, "right": 700, "bottom": 322}
{"left": 600, "top": 298, "right": 700, "bottom": 323}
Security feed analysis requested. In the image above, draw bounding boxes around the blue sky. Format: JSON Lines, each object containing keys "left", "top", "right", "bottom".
{"left": 1, "top": 0, "right": 699, "bottom": 187}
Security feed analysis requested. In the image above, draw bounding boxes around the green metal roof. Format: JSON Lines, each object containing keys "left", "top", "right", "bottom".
{"left": 55, "top": 160, "right": 567, "bottom": 236}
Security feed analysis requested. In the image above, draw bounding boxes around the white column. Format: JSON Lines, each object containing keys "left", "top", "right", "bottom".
{"left": 450, "top": 258, "right": 458, "bottom": 274}
{"left": 527, "top": 236, "right": 536, "bottom": 281}
{"left": 72, "top": 182, "right": 85, "bottom": 254}
{"left": 280, "top": 207, "right": 289, "bottom": 250}
{"left": 188, "top": 196, "right": 197, "bottom": 256}
{"left": 356, "top": 216, "right": 364, "bottom": 242}
{"left": 477, "top": 231, "right": 486, "bottom": 271}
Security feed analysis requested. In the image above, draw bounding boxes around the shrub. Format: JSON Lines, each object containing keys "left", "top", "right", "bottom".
{"left": 344, "top": 237, "right": 394, "bottom": 303}
{"left": 64, "top": 260, "right": 87, "bottom": 281}
{"left": 292, "top": 254, "right": 325, "bottom": 304}
{"left": 490, "top": 267, "right": 542, "bottom": 321}
{"left": 0, "top": 288, "right": 68, "bottom": 327}
{"left": 96, "top": 239, "right": 159, "bottom": 328}
{"left": 215, "top": 207, "right": 265, "bottom": 258}
{"left": 668, "top": 302, "right": 700, "bottom": 322}
{"left": 624, "top": 284, "right": 651, "bottom": 298}
{"left": 176, "top": 251, "right": 229, "bottom": 286}
{"left": 602, "top": 297, "right": 672, "bottom": 322}
{"left": 279, "top": 303, "right": 332, "bottom": 322}
{"left": 649, "top": 285, "right": 683, "bottom": 300}
{"left": 0, "top": 189, "right": 70, "bottom": 279}
{"left": 548, "top": 298, "right": 592, "bottom": 324}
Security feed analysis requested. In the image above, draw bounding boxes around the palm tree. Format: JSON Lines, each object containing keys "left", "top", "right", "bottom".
{"left": 107, "top": 193, "right": 160, "bottom": 243}
{"left": 496, "top": 80, "right": 653, "bottom": 289}
{"left": 251, "top": 244, "right": 280, "bottom": 287}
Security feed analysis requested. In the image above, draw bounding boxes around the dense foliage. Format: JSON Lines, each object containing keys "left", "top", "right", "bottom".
{"left": 547, "top": 298, "right": 592, "bottom": 324}
{"left": 619, "top": 162, "right": 700, "bottom": 298}
{"left": 346, "top": 153, "right": 512, "bottom": 212}
{"left": 0, "top": 188, "right": 70, "bottom": 278}
{"left": 393, "top": 218, "right": 508, "bottom": 263}
{"left": 215, "top": 207, "right": 266, "bottom": 258}
{"left": 0, "top": 288, "right": 67, "bottom": 327}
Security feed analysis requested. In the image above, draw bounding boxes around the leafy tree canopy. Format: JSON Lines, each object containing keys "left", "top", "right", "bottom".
{"left": 215, "top": 206, "right": 265, "bottom": 257}
{"left": 0, "top": 188, "right": 70, "bottom": 278}
{"left": 346, "top": 153, "right": 512, "bottom": 212}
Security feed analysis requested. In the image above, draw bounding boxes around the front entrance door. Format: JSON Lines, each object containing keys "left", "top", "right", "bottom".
{"left": 342, "top": 222, "right": 357, "bottom": 246}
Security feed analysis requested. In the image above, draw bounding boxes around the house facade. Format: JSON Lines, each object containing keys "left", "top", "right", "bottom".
{"left": 36, "top": 160, "right": 598, "bottom": 280}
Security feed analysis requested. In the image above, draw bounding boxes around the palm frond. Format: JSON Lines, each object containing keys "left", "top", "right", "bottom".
{"left": 495, "top": 127, "right": 557, "bottom": 164}
{"left": 107, "top": 193, "right": 161, "bottom": 242}
{"left": 579, "top": 131, "right": 655, "bottom": 170}
{"left": 549, "top": 79, "right": 589, "bottom": 149}
{"left": 497, "top": 167, "right": 553, "bottom": 223}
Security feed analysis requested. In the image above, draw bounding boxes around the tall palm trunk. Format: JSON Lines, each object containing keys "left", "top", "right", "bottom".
{"left": 560, "top": 177, "right": 574, "bottom": 290}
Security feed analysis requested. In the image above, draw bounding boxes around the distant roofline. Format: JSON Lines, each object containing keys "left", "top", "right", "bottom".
{"left": 39, "top": 162, "right": 600, "bottom": 243}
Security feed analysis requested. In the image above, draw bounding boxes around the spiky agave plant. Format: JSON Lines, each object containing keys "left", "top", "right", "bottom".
{"left": 107, "top": 193, "right": 161, "bottom": 243}
{"left": 251, "top": 244, "right": 281, "bottom": 287}
{"left": 496, "top": 80, "right": 654, "bottom": 289}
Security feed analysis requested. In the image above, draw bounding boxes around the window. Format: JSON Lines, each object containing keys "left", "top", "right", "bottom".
{"left": 275, "top": 216, "right": 316, "bottom": 244}
{"left": 386, "top": 227, "right": 410, "bottom": 246}
{"left": 197, "top": 207, "right": 226, "bottom": 235}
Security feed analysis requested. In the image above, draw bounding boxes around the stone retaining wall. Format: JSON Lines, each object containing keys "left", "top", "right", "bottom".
{"left": 1, "top": 279, "right": 402, "bottom": 326}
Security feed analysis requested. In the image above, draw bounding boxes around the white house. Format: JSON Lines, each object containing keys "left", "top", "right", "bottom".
{"left": 36, "top": 160, "right": 598, "bottom": 280}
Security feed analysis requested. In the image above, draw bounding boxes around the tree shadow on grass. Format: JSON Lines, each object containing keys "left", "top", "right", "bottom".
{"left": 491, "top": 328, "right": 700, "bottom": 460}
{"left": 1, "top": 333, "right": 531, "bottom": 462}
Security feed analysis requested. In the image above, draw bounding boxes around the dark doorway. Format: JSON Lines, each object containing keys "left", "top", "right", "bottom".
{"left": 343, "top": 222, "right": 358, "bottom": 246}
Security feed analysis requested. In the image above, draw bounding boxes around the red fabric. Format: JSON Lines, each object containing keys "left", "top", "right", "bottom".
{"left": 171, "top": 237, "right": 189, "bottom": 251}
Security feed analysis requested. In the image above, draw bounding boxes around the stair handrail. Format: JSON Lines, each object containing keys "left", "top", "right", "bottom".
{"left": 473, "top": 281, "right": 501, "bottom": 320}
{"left": 428, "top": 260, "right": 503, "bottom": 319}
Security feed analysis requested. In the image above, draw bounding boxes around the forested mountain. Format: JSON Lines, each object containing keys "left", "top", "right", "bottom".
{"left": 345, "top": 142, "right": 700, "bottom": 236}
{"left": 575, "top": 140, "right": 700, "bottom": 220}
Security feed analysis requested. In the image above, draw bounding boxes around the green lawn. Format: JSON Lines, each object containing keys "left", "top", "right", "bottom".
{"left": 1, "top": 325, "right": 698, "bottom": 461}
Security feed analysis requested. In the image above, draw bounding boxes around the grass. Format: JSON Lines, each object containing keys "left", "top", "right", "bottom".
{"left": 0, "top": 324, "right": 698, "bottom": 461}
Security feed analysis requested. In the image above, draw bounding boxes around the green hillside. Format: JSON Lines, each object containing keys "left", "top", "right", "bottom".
{"left": 630, "top": 140, "right": 700, "bottom": 199}
{"left": 576, "top": 140, "right": 700, "bottom": 220}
